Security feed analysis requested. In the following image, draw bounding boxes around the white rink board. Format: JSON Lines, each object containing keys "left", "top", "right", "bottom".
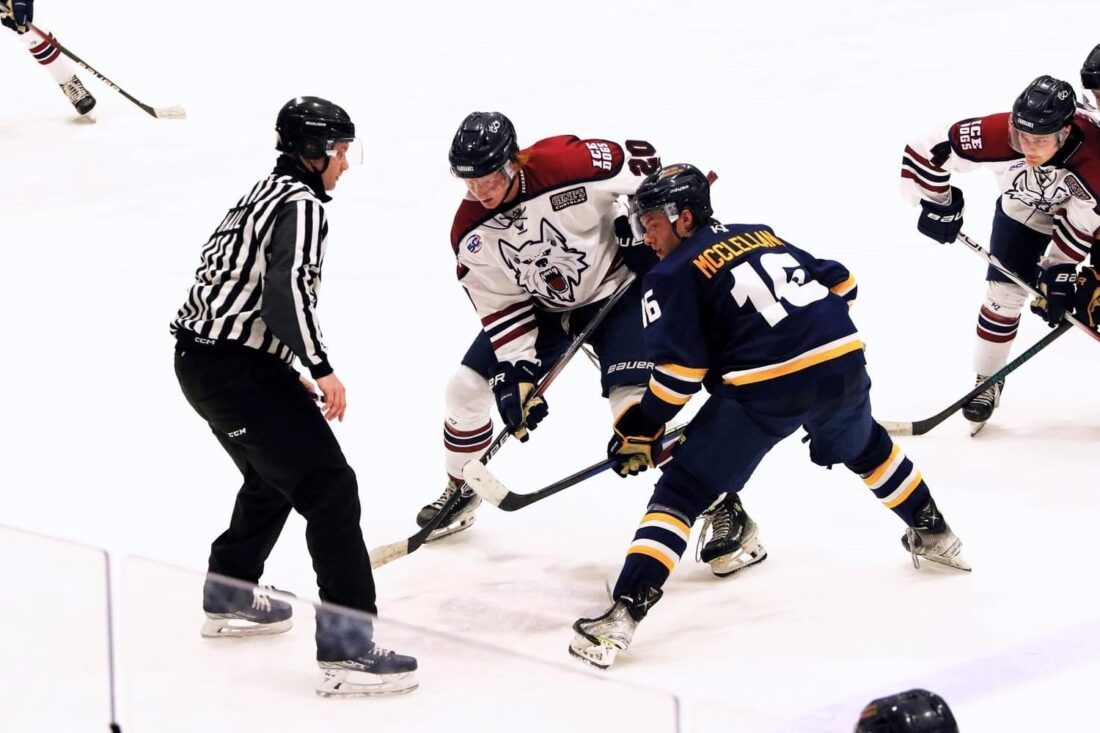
{"left": 2, "top": 0, "right": 1099, "bottom": 730}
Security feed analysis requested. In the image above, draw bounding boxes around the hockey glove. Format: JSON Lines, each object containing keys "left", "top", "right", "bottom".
{"left": 916, "top": 186, "right": 964, "bottom": 244}
{"left": 1, "top": 0, "right": 32, "bottom": 33}
{"left": 1030, "top": 263, "right": 1077, "bottom": 327}
{"left": 491, "top": 360, "right": 548, "bottom": 443}
{"left": 607, "top": 403, "right": 666, "bottom": 478}
{"left": 615, "top": 214, "right": 660, "bottom": 275}
{"left": 1075, "top": 267, "right": 1100, "bottom": 329}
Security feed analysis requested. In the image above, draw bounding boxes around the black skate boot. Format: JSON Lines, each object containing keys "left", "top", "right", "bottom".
{"left": 961, "top": 374, "right": 1003, "bottom": 436}
{"left": 59, "top": 75, "right": 96, "bottom": 116}
{"left": 697, "top": 493, "right": 767, "bottom": 577}
{"left": 901, "top": 498, "right": 970, "bottom": 572}
{"left": 315, "top": 608, "right": 418, "bottom": 697}
{"left": 569, "top": 586, "right": 663, "bottom": 670}
{"left": 201, "top": 579, "right": 294, "bottom": 638}
{"left": 416, "top": 479, "right": 481, "bottom": 542}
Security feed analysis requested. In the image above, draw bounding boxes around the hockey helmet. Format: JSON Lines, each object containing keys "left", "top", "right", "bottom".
{"left": 1011, "top": 75, "right": 1076, "bottom": 135}
{"left": 1082, "top": 44, "right": 1100, "bottom": 90}
{"left": 276, "top": 96, "right": 361, "bottom": 163}
{"left": 629, "top": 163, "right": 714, "bottom": 238}
{"left": 854, "top": 689, "right": 958, "bottom": 733}
{"left": 449, "top": 111, "right": 519, "bottom": 179}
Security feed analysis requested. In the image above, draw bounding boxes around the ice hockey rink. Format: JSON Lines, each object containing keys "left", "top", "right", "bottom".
{"left": 2, "top": 0, "right": 1098, "bottom": 729}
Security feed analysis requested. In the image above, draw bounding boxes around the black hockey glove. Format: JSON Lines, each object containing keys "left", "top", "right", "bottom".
{"left": 1, "top": 0, "right": 32, "bottom": 33}
{"left": 607, "top": 403, "right": 666, "bottom": 478}
{"left": 1074, "top": 267, "right": 1100, "bottom": 329}
{"left": 490, "top": 360, "right": 548, "bottom": 443}
{"left": 916, "top": 186, "right": 964, "bottom": 244}
{"left": 1030, "top": 263, "right": 1077, "bottom": 327}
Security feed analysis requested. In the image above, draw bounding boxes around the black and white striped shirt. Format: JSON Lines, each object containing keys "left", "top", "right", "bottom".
{"left": 171, "top": 160, "right": 333, "bottom": 378}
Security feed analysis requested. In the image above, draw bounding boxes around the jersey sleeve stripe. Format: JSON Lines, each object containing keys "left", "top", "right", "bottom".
{"left": 490, "top": 318, "right": 538, "bottom": 350}
{"left": 655, "top": 363, "right": 708, "bottom": 381}
{"left": 901, "top": 169, "right": 950, "bottom": 194}
{"left": 829, "top": 274, "right": 857, "bottom": 297}
{"left": 484, "top": 309, "right": 535, "bottom": 339}
{"left": 648, "top": 377, "right": 694, "bottom": 406}
{"left": 1052, "top": 218, "right": 1091, "bottom": 262}
{"left": 481, "top": 301, "right": 533, "bottom": 327}
{"left": 902, "top": 145, "right": 945, "bottom": 173}
{"left": 721, "top": 334, "right": 864, "bottom": 387}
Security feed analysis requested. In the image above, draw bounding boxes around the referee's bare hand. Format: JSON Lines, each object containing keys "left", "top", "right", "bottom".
{"left": 316, "top": 374, "right": 347, "bottom": 422}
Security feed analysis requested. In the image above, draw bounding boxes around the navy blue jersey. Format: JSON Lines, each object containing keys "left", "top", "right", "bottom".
{"left": 638, "top": 222, "right": 863, "bottom": 424}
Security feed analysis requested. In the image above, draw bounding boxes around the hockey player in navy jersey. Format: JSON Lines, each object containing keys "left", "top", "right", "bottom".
{"left": 902, "top": 75, "right": 1100, "bottom": 433}
{"left": 568, "top": 164, "right": 968, "bottom": 671}
{"left": 416, "top": 112, "right": 766, "bottom": 577}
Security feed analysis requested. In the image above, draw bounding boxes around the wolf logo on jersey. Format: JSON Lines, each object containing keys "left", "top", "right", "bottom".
{"left": 498, "top": 218, "right": 590, "bottom": 303}
{"left": 1004, "top": 168, "right": 1071, "bottom": 212}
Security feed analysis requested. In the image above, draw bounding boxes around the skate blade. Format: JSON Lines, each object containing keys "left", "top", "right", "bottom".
{"left": 968, "top": 420, "right": 988, "bottom": 437}
{"left": 918, "top": 554, "right": 972, "bottom": 572}
{"left": 710, "top": 548, "right": 768, "bottom": 578}
{"left": 200, "top": 617, "right": 292, "bottom": 638}
{"left": 424, "top": 514, "right": 476, "bottom": 544}
{"left": 315, "top": 670, "right": 418, "bottom": 698}
{"left": 567, "top": 640, "right": 617, "bottom": 670}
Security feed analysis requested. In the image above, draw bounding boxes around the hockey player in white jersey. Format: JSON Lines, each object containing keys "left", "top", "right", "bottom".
{"left": 416, "top": 112, "right": 767, "bottom": 577}
{"left": 2, "top": 1, "right": 95, "bottom": 115}
{"left": 902, "top": 75, "right": 1100, "bottom": 433}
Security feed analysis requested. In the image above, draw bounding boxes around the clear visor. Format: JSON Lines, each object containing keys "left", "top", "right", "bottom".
{"left": 1008, "top": 121, "right": 1067, "bottom": 157}
{"left": 327, "top": 138, "right": 363, "bottom": 165}
{"left": 628, "top": 202, "right": 681, "bottom": 239}
{"left": 459, "top": 161, "right": 516, "bottom": 201}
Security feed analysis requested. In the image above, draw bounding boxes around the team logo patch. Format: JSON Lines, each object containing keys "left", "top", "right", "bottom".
{"left": 1005, "top": 169, "right": 1070, "bottom": 212}
{"left": 466, "top": 233, "right": 482, "bottom": 253}
{"left": 499, "top": 218, "right": 589, "bottom": 303}
{"left": 1064, "top": 174, "right": 1093, "bottom": 201}
{"left": 550, "top": 186, "right": 588, "bottom": 211}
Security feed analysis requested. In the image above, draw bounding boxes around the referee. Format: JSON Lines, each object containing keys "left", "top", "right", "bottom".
{"left": 171, "top": 97, "right": 416, "bottom": 697}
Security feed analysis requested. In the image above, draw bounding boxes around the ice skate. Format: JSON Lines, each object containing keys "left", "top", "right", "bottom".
{"left": 416, "top": 479, "right": 481, "bottom": 542}
{"left": 962, "top": 374, "right": 1003, "bottom": 436}
{"left": 316, "top": 643, "right": 419, "bottom": 697}
{"left": 901, "top": 499, "right": 970, "bottom": 572}
{"left": 201, "top": 583, "right": 294, "bottom": 638}
{"left": 569, "top": 587, "right": 662, "bottom": 671}
{"left": 59, "top": 75, "right": 96, "bottom": 116}
{"left": 696, "top": 493, "right": 767, "bottom": 577}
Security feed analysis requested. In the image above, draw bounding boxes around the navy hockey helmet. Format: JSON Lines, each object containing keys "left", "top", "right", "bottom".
{"left": 449, "top": 111, "right": 519, "bottom": 179}
{"left": 1011, "top": 75, "right": 1076, "bottom": 135}
{"left": 629, "top": 163, "right": 714, "bottom": 238}
{"left": 1082, "top": 44, "right": 1100, "bottom": 90}
{"left": 854, "top": 689, "right": 958, "bottom": 733}
{"left": 275, "top": 96, "right": 358, "bottom": 161}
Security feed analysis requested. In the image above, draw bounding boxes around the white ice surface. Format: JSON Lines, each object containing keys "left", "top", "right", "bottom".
{"left": 2, "top": 0, "right": 1099, "bottom": 730}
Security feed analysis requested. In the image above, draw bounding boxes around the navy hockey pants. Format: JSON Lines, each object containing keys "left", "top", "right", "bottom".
{"left": 987, "top": 199, "right": 1051, "bottom": 285}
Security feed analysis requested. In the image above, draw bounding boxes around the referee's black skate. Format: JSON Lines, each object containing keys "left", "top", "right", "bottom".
{"left": 416, "top": 479, "right": 481, "bottom": 542}
{"left": 59, "top": 75, "right": 96, "bottom": 116}
{"left": 962, "top": 374, "right": 1003, "bottom": 436}
{"left": 201, "top": 580, "right": 294, "bottom": 638}
{"left": 317, "top": 643, "right": 419, "bottom": 697}
{"left": 696, "top": 493, "right": 767, "bottom": 577}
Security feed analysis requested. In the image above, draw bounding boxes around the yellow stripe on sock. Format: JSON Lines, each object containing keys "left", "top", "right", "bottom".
{"left": 885, "top": 472, "right": 923, "bottom": 508}
{"left": 864, "top": 444, "right": 901, "bottom": 487}
{"left": 641, "top": 512, "right": 690, "bottom": 535}
{"left": 628, "top": 544, "right": 677, "bottom": 573}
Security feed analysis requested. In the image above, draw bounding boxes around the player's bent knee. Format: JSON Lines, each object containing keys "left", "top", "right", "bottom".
{"left": 844, "top": 423, "right": 894, "bottom": 476}
{"left": 446, "top": 365, "right": 493, "bottom": 416}
{"left": 985, "top": 280, "right": 1027, "bottom": 312}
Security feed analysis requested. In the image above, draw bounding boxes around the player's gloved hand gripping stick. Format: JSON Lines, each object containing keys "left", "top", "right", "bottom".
{"left": 368, "top": 274, "right": 637, "bottom": 569}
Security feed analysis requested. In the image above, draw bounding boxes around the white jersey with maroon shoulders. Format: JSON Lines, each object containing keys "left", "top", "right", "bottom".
{"left": 450, "top": 134, "right": 660, "bottom": 366}
{"left": 901, "top": 112, "right": 1100, "bottom": 267}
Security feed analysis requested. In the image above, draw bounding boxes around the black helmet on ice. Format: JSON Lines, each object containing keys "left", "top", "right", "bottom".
{"left": 854, "top": 689, "right": 958, "bottom": 733}
{"left": 1081, "top": 44, "right": 1100, "bottom": 90}
{"left": 630, "top": 163, "right": 713, "bottom": 237}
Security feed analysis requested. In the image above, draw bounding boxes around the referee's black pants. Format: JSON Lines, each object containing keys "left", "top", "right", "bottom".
{"left": 174, "top": 335, "right": 377, "bottom": 617}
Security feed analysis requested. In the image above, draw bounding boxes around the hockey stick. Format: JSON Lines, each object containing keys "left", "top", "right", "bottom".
{"left": 880, "top": 320, "right": 1071, "bottom": 436}
{"left": 369, "top": 274, "right": 638, "bottom": 569}
{"left": 20, "top": 21, "right": 187, "bottom": 119}
{"left": 464, "top": 424, "right": 688, "bottom": 511}
{"left": 956, "top": 232, "right": 1100, "bottom": 343}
